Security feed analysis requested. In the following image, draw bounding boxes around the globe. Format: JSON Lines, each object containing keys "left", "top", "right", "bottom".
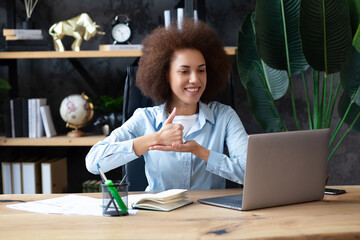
{"left": 59, "top": 93, "right": 94, "bottom": 137}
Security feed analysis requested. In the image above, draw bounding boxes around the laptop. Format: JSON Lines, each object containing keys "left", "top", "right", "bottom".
{"left": 198, "top": 129, "right": 330, "bottom": 211}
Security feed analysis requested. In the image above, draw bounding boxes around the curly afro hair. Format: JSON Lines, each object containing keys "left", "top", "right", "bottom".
{"left": 136, "top": 18, "right": 231, "bottom": 104}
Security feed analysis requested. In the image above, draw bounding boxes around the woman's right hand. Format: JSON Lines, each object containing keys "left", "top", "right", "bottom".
{"left": 156, "top": 107, "right": 184, "bottom": 146}
{"left": 133, "top": 107, "right": 183, "bottom": 156}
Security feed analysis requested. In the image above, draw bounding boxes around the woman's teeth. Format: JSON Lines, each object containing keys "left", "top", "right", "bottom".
{"left": 186, "top": 88, "right": 199, "bottom": 92}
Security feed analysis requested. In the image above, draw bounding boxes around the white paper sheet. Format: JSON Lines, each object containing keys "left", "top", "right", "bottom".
{"left": 7, "top": 195, "right": 138, "bottom": 216}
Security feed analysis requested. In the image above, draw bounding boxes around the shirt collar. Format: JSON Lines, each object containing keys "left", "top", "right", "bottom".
{"left": 155, "top": 101, "right": 215, "bottom": 129}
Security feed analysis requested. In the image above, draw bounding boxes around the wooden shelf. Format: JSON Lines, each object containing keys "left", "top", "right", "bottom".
{"left": 0, "top": 47, "right": 236, "bottom": 59}
{"left": 0, "top": 50, "right": 142, "bottom": 59}
{"left": 0, "top": 134, "right": 105, "bottom": 146}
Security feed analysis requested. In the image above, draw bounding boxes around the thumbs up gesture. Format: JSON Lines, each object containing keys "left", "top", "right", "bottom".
{"left": 149, "top": 107, "right": 209, "bottom": 161}
{"left": 156, "top": 107, "right": 184, "bottom": 146}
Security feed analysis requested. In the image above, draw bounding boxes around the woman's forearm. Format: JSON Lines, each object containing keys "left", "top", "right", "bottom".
{"left": 133, "top": 132, "right": 160, "bottom": 156}
{"left": 191, "top": 142, "right": 210, "bottom": 162}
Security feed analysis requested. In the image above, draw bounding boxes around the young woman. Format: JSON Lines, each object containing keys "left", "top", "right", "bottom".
{"left": 86, "top": 18, "right": 248, "bottom": 191}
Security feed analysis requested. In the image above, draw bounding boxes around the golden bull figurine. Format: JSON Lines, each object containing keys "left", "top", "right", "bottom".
{"left": 49, "top": 13, "right": 105, "bottom": 52}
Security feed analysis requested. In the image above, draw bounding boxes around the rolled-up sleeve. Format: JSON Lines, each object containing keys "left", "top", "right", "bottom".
{"left": 205, "top": 105, "right": 248, "bottom": 184}
{"left": 85, "top": 108, "right": 147, "bottom": 174}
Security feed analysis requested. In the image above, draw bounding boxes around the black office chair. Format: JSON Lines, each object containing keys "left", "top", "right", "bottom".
{"left": 122, "top": 66, "right": 153, "bottom": 191}
{"left": 122, "top": 66, "right": 239, "bottom": 191}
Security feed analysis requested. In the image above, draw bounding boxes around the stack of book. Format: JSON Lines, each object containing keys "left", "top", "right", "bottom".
{"left": 99, "top": 44, "right": 142, "bottom": 51}
{"left": 82, "top": 180, "right": 103, "bottom": 193}
{"left": 3, "top": 29, "right": 43, "bottom": 41}
{"left": 1, "top": 157, "right": 68, "bottom": 194}
{"left": 2, "top": 29, "right": 50, "bottom": 51}
{"left": 4, "top": 98, "right": 57, "bottom": 138}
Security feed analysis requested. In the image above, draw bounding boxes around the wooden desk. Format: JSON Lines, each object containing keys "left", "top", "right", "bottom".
{"left": 0, "top": 186, "right": 359, "bottom": 239}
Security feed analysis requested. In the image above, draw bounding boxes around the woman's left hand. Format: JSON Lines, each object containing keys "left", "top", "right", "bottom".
{"left": 149, "top": 140, "right": 210, "bottom": 162}
{"left": 149, "top": 140, "right": 196, "bottom": 152}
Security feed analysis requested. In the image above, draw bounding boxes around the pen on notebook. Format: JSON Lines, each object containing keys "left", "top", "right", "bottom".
{"left": 97, "top": 163, "right": 128, "bottom": 213}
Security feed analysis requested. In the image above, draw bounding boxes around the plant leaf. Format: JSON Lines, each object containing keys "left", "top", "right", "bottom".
{"left": 340, "top": 46, "right": 360, "bottom": 105}
{"left": 0, "top": 78, "right": 11, "bottom": 93}
{"left": 237, "top": 13, "right": 258, "bottom": 90}
{"left": 263, "top": 64, "right": 288, "bottom": 100}
{"left": 246, "top": 61, "right": 284, "bottom": 132}
{"left": 353, "top": 24, "right": 360, "bottom": 53}
{"left": 300, "top": 0, "right": 352, "bottom": 73}
{"left": 255, "top": 0, "right": 308, "bottom": 74}
{"left": 347, "top": 0, "right": 360, "bottom": 35}
{"left": 237, "top": 12, "right": 289, "bottom": 100}
{"left": 338, "top": 92, "right": 360, "bottom": 132}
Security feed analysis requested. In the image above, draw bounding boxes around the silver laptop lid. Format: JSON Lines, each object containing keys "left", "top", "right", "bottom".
{"left": 241, "top": 129, "right": 330, "bottom": 210}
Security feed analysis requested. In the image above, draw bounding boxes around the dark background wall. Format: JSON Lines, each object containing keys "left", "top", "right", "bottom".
{"left": 0, "top": 0, "right": 359, "bottom": 189}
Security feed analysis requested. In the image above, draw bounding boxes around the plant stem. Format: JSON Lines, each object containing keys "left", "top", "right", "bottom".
{"left": 302, "top": 71, "right": 313, "bottom": 129}
{"left": 328, "top": 109, "right": 360, "bottom": 161}
{"left": 322, "top": 0, "right": 328, "bottom": 75}
{"left": 320, "top": 0, "right": 329, "bottom": 128}
{"left": 313, "top": 69, "right": 320, "bottom": 129}
{"left": 327, "top": 79, "right": 341, "bottom": 128}
{"left": 280, "top": 0, "right": 301, "bottom": 130}
{"left": 329, "top": 85, "right": 360, "bottom": 146}
{"left": 254, "top": 61, "right": 288, "bottom": 131}
{"left": 321, "top": 73, "right": 327, "bottom": 128}
{"left": 325, "top": 74, "right": 334, "bottom": 126}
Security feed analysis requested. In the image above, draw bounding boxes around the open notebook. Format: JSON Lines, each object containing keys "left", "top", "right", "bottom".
{"left": 198, "top": 129, "right": 330, "bottom": 211}
{"left": 129, "top": 189, "right": 192, "bottom": 211}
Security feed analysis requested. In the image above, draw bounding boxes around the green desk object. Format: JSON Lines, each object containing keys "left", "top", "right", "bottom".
{"left": 104, "top": 179, "right": 128, "bottom": 213}
{"left": 97, "top": 163, "right": 127, "bottom": 214}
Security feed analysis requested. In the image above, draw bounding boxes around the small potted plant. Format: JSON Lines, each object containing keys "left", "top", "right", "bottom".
{"left": 0, "top": 78, "right": 11, "bottom": 135}
{"left": 89, "top": 95, "right": 123, "bottom": 135}
{"left": 0, "top": 78, "right": 11, "bottom": 115}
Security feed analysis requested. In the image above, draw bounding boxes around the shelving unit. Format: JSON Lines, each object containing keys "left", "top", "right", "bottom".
{"left": 0, "top": 46, "right": 237, "bottom": 193}
{"left": 0, "top": 47, "right": 237, "bottom": 147}
{"left": 0, "top": 47, "right": 236, "bottom": 59}
{"left": 0, "top": 135, "right": 105, "bottom": 146}
{"left": 0, "top": 50, "right": 142, "bottom": 59}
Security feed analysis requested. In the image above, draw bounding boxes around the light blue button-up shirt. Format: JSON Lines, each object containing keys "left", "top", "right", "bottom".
{"left": 86, "top": 101, "right": 248, "bottom": 191}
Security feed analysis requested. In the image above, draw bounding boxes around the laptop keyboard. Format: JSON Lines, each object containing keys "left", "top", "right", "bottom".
{"left": 219, "top": 194, "right": 243, "bottom": 209}
{"left": 198, "top": 194, "right": 243, "bottom": 210}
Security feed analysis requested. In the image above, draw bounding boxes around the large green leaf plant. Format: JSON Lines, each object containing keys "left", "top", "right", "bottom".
{"left": 237, "top": 0, "right": 360, "bottom": 161}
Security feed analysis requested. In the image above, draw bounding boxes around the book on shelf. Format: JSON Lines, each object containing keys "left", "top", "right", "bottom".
{"left": 3, "top": 29, "right": 42, "bottom": 36}
{"left": 1, "top": 157, "right": 68, "bottom": 194}
{"left": 10, "top": 98, "right": 23, "bottom": 138}
{"left": 22, "top": 157, "right": 46, "bottom": 194}
{"left": 4, "top": 97, "right": 54, "bottom": 138}
{"left": 5, "top": 34, "right": 43, "bottom": 41}
{"left": 164, "top": 10, "right": 171, "bottom": 29}
{"left": 9, "top": 99, "right": 15, "bottom": 138}
{"left": 4, "top": 39, "right": 51, "bottom": 51}
{"left": 129, "top": 189, "right": 193, "bottom": 211}
{"left": 28, "top": 99, "right": 36, "bottom": 138}
{"left": 36, "top": 98, "right": 47, "bottom": 138}
{"left": 21, "top": 98, "right": 29, "bottom": 138}
{"left": 1, "top": 161, "right": 13, "bottom": 194}
{"left": 99, "top": 44, "right": 142, "bottom": 51}
{"left": 177, "top": 8, "right": 184, "bottom": 29}
{"left": 82, "top": 180, "right": 102, "bottom": 193}
{"left": 3, "top": 28, "right": 43, "bottom": 41}
{"left": 3, "top": 98, "right": 12, "bottom": 138}
{"left": 40, "top": 105, "right": 57, "bottom": 138}
{"left": 11, "top": 160, "right": 23, "bottom": 194}
{"left": 41, "top": 157, "right": 68, "bottom": 194}
{"left": 28, "top": 98, "right": 47, "bottom": 138}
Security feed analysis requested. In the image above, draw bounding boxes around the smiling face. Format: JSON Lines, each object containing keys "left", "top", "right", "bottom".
{"left": 167, "top": 48, "right": 207, "bottom": 115}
